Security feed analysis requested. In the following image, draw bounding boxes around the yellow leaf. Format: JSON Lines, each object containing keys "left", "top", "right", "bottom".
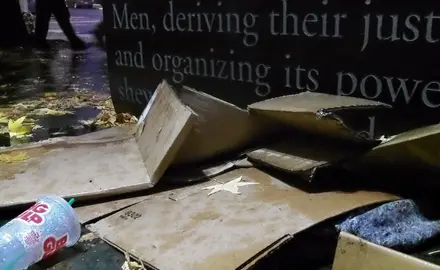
{"left": 43, "top": 92, "right": 57, "bottom": 97}
{"left": 45, "top": 109, "right": 73, "bottom": 115}
{"left": 34, "top": 108, "right": 73, "bottom": 116}
{"left": 0, "top": 115, "right": 7, "bottom": 124}
{"left": 8, "top": 116, "right": 33, "bottom": 137}
{"left": 0, "top": 152, "right": 29, "bottom": 163}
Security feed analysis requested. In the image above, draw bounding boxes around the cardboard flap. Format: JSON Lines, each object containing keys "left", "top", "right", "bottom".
{"left": 173, "top": 86, "right": 269, "bottom": 165}
{"left": 347, "top": 123, "right": 440, "bottom": 172}
{"left": 135, "top": 80, "right": 196, "bottom": 185}
{"left": 0, "top": 137, "right": 152, "bottom": 208}
{"left": 333, "top": 232, "right": 440, "bottom": 270}
{"left": 89, "top": 168, "right": 397, "bottom": 270}
{"left": 246, "top": 134, "right": 366, "bottom": 182}
{"left": 248, "top": 92, "right": 391, "bottom": 142}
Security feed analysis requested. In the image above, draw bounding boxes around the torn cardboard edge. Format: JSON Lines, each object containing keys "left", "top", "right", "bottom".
{"left": 345, "top": 122, "right": 440, "bottom": 174}
{"left": 332, "top": 232, "right": 440, "bottom": 270}
{"left": 248, "top": 92, "right": 391, "bottom": 143}
{"left": 164, "top": 156, "right": 252, "bottom": 184}
{"left": 245, "top": 133, "right": 370, "bottom": 182}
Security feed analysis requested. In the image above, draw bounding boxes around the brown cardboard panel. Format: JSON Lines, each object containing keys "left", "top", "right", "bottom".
{"left": 246, "top": 135, "right": 365, "bottom": 181}
{"left": 346, "top": 123, "right": 440, "bottom": 173}
{"left": 165, "top": 157, "right": 249, "bottom": 184}
{"left": 0, "top": 137, "right": 152, "bottom": 208}
{"left": 173, "top": 86, "right": 271, "bottom": 165}
{"left": 333, "top": 232, "right": 440, "bottom": 270}
{"left": 89, "top": 168, "right": 397, "bottom": 270}
{"left": 135, "top": 80, "right": 196, "bottom": 185}
{"left": 248, "top": 92, "right": 390, "bottom": 142}
{"left": 69, "top": 125, "right": 136, "bottom": 142}
{"left": 76, "top": 159, "right": 244, "bottom": 223}
{"left": 75, "top": 195, "right": 148, "bottom": 224}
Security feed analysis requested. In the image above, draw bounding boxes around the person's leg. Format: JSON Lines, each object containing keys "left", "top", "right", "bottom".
{"left": 51, "top": 0, "right": 86, "bottom": 50}
{"left": 93, "top": 21, "right": 105, "bottom": 49}
{"left": 34, "top": 0, "right": 52, "bottom": 49}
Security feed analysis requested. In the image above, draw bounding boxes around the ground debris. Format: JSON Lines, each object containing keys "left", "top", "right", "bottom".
{"left": 0, "top": 91, "right": 137, "bottom": 146}
{"left": 8, "top": 116, "right": 33, "bottom": 138}
{"left": 0, "top": 152, "right": 29, "bottom": 163}
{"left": 121, "top": 252, "right": 146, "bottom": 270}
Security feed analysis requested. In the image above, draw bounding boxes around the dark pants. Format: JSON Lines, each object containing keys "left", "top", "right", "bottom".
{"left": 35, "top": 0, "right": 81, "bottom": 44}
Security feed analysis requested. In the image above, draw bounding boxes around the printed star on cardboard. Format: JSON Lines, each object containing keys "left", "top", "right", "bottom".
{"left": 202, "top": 176, "right": 259, "bottom": 196}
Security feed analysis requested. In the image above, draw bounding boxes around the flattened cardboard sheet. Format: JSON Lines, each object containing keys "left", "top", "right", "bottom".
{"left": 89, "top": 168, "right": 397, "bottom": 270}
{"left": 0, "top": 137, "right": 151, "bottom": 208}
{"left": 75, "top": 195, "right": 149, "bottom": 224}
{"left": 248, "top": 92, "right": 390, "bottom": 142}
{"left": 333, "top": 232, "right": 440, "bottom": 270}
{"left": 246, "top": 135, "right": 366, "bottom": 181}
{"left": 173, "top": 86, "right": 270, "bottom": 165}
{"left": 135, "top": 80, "right": 196, "bottom": 185}
{"left": 76, "top": 158, "right": 246, "bottom": 223}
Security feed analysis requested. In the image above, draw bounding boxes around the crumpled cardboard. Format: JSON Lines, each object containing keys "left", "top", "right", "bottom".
{"left": 248, "top": 92, "right": 391, "bottom": 142}
{"left": 244, "top": 92, "right": 388, "bottom": 181}
{"left": 246, "top": 134, "right": 368, "bottom": 182}
{"left": 88, "top": 168, "right": 397, "bottom": 270}
{"left": 332, "top": 232, "right": 440, "bottom": 270}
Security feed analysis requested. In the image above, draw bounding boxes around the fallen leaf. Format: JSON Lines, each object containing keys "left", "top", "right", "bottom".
{"left": 34, "top": 108, "right": 73, "bottom": 116}
{"left": 79, "top": 233, "right": 98, "bottom": 242}
{"left": 79, "top": 119, "right": 96, "bottom": 126}
{"left": 32, "top": 125, "right": 43, "bottom": 131}
{"left": 116, "top": 113, "right": 138, "bottom": 124}
{"left": 43, "top": 92, "right": 57, "bottom": 97}
{"left": 122, "top": 252, "right": 145, "bottom": 270}
{"left": 0, "top": 152, "right": 29, "bottom": 163}
{"left": 8, "top": 116, "right": 33, "bottom": 137}
{"left": 0, "top": 113, "right": 7, "bottom": 124}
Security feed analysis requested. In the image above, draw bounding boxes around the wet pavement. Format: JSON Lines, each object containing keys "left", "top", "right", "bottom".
{"left": 0, "top": 8, "right": 133, "bottom": 269}
{"left": 0, "top": 8, "right": 121, "bottom": 147}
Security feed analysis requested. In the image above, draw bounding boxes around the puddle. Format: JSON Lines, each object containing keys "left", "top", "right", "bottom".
{"left": 0, "top": 41, "right": 111, "bottom": 147}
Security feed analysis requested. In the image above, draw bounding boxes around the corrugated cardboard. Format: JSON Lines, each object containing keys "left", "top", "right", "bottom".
{"left": 246, "top": 134, "right": 367, "bottom": 182}
{"left": 89, "top": 168, "right": 397, "bottom": 270}
{"left": 135, "top": 80, "right": 196, "bottom": 185}
{"left": 346, "top": 123, "right": 440, "bottom": 173}
{"left": 333, "top": 232, "right": 440, "bottom": 270}
{"left": 0, "top": 80, "right": 198, "bottom": 208}
{"left": 248, "top": 92, "right": 391, "bottom": 142}
{"left": 173, "top": 86, "right": 271, "bottom": 165}
{"left": 76, "top": 158, "right": 249, "bottom": 224}
{"left": 0, "top": 136, "right": 152, "bottom": 208}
